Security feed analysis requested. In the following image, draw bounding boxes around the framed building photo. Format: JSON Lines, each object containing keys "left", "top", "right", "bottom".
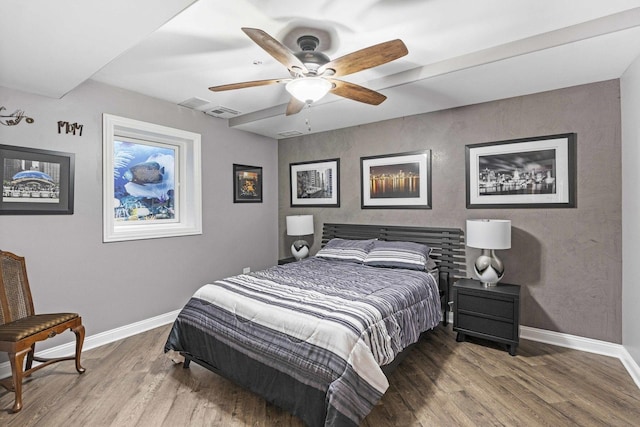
{"left": 233, "top": 164, "right": 262, "bottom": 203}
{"left": 360, "top": 150, "right": 432, "bottom": 209}
{"left": 103, "top": 114, "right": 202, "bottom": 242}
{"left": 465, "top": 133, "right": 577, "bottom": 208}
{"left": 290, "top": 158, "right": 339, "bottom": 207}
{"left": 0, "top": 144, "right": 74, "bottom": 215}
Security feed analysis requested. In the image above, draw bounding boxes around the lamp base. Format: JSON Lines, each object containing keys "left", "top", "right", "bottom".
{"left": 291, "top": 239, "right": 310, "bottom": 261}
{"left": 474, "top": 249, "right": 504, "bottom": 286}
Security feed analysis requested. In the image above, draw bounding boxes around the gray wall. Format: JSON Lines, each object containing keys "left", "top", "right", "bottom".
{"left": 621, "top": 56, "right": 640, "bottom": 364}
{"left": 0, "top": 81, "right": 278, "bottom": 350}
{"left": 279, "top": 80, "right": 622, "bottom": 343}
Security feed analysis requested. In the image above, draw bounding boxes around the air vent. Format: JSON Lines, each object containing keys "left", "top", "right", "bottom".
{"left": 205, "top": 106, "right": 240, "bottom": 119}
{"left": 178, "top": 97, "right": 211, "bottom": 109}
{"left": 277, "top": 130, "right": 304, "bottom": 138}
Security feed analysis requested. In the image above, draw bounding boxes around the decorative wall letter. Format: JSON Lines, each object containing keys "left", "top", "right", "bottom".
{"left": 58, "top": 121, "right": 83, "bottom": 136}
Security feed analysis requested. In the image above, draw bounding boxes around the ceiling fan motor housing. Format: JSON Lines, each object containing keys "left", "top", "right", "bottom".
{"left": 294, "top": 35, "right": 330, "bottom": 74}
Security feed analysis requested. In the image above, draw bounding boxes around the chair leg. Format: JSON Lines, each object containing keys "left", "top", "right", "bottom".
{"left": 72, "top": 323, "right": 86, "bottom": 374}
{"left": 25, "top": 343, "right": 36, "bottom": 371}
{"left": 8, "top": 348, "right": 31, "bottom": 413}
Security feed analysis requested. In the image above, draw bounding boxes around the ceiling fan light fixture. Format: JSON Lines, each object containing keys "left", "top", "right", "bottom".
{"left": 285, "top": 77, "right": 332, "bottom": 104}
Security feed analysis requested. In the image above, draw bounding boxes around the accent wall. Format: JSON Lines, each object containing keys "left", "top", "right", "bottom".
{"left": 279, "top": 80, "right": 622, "bottom": 343}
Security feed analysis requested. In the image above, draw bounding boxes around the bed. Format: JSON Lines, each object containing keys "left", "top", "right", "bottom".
{"left": 164, "top": 223, "right": 465, "bottom": 426}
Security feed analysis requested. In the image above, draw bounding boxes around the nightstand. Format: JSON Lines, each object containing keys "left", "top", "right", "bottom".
{"left": 278, "top": 257, "right": 297, "bottom": 265}
{"left": 453, "top": 278, "right": 520, "bottom": 356}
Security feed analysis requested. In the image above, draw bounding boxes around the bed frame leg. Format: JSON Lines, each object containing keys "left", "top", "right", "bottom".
{"left": 182, "top": 355, "right": 191, "bottom": 369}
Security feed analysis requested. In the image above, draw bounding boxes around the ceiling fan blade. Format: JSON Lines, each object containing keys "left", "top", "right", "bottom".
{"left": 286, "top": 97, "right": 306, "bottom": 116}
{"left": 328, "top": 79, "right": 387, "bottom": 105}
{"left": 209, "top": 78, "right": 286, "bottom": 92}
{"left": 242, "top": 27, "right": 309, "bottom": 75}
{"left": 318, "top": 39, "right": 408, "bottom": 77}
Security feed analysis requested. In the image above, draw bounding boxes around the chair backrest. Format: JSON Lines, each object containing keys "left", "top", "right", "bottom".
{"left": 0, "top": 251, "right": 35, "bottom": 326}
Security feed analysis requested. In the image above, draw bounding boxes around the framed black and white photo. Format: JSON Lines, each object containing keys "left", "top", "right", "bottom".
{"left": 466, "top": 133, "right": 577, "bottom": 208}
{"left": 233, "top": 164, "right": 262, "bottom": 203}
{"left": 0, "top": 144, "right": 74, "bottom": 215}
{"left": 361, "top": 150, "right": 432, "bottom": 209}
{"left": 290, "top": 158, "right": 339, "bottom": 207}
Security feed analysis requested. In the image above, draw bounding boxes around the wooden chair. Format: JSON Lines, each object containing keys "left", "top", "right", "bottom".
{"left": 0, "top": 250, "right": 85, "bottom": 413}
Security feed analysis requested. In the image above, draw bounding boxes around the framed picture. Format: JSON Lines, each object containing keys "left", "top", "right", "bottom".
{"left": 360, "top": 150, "right": 432, "bottom": 209}
{"left": 290, "top": 158, "right": 339, "bottom": 207}
{"left": 103, "top": 114, "right": 202, "bottom": 242}
{"left": 233, "top": 164, "right": 262, "bottom": 203}
{"left": 0, "top": 144, "right": 74, "bottom": 215}
{"left": 465, "top": 133, "right": 577, "bottom": 208}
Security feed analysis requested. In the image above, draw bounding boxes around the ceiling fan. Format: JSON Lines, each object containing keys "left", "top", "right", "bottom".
{"left": 209, "top": 28, "right": 408, "bottom": 116}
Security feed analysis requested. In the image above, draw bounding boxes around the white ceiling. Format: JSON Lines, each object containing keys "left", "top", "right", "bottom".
{"left": 3, "top": 0, "right": 640, "bottom": 139}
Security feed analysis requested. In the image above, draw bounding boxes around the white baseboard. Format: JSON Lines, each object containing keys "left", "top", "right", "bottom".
{"left": 620, "top": 347, "right": 640, "bottom": 389}
{"left": 520, "top": 326, "right": 640, "bottom": 389}
{"left": 2, "top": 310, "right": 639, "bottom": 391}
{"left": 0, "top": 309, "right": 180, "bottom": 379}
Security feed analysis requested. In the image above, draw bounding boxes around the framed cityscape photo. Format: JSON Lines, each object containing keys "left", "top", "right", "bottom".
{"left": 361, "top": 150, "right": 432, "bottom": 209}
{"left": 233, "top": 164, "right": 262, "bottom": 203}
{"left": 466, "top": 133, "right": 577, "bottom": 208}
{"left": 290, "top": 158, "right": 340, "bottom": 207}
{"left": 0, "top": 144, "right": 74, "bottom": 215}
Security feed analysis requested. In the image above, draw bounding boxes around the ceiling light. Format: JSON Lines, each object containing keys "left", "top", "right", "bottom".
{"left": 285, "top": 77, "right": 332, "bottom": 104}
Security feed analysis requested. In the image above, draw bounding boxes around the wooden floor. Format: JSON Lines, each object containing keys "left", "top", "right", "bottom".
{"left": 1, "top": 324, "right": 639, "bottom": 426}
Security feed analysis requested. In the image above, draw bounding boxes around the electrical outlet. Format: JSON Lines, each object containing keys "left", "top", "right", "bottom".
{"left": 242, "top": 267, "right": 250, "bottom": 274}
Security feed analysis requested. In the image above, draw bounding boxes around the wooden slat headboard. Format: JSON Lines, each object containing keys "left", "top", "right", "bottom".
{"left": 322, "top": 223, "right": 466, "bottom": 323}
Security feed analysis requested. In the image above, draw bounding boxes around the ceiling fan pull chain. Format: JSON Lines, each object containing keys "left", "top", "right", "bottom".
{"left": 305, "top": 103, "right": 312, "bottom": 132}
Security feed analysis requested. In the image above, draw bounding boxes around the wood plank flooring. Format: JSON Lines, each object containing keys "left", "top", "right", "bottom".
{"left": 1, "top": 324, "right": 639, "bottom": 426}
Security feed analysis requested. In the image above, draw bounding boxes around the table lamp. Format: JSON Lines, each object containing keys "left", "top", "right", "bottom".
{"left": 286, "top": 215, "right": 314, "bottom": 261}
{"left": 466, "top": 219, "right": 511, "bottom": 286}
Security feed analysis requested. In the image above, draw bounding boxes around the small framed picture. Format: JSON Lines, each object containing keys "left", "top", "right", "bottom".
{"left": 290, "top": 158, "right": 340, "bottom": 207}
{"left": 233, "top": 164, "right": 262, "bottom": 203}
{"left": 466, "top": 133, "right": 577, "bottom": 208}
{"left": 1, "top": 144, "right": 74, "bottom": 215}
{"left": 360, "top": 150, "right": 432, "bottom": 209}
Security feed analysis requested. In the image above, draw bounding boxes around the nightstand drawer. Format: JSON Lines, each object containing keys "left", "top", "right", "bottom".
{"left": 457, "top": 313, "right": 515, "bottom": 340}
{"left": 457, "top": 292, "right": 514, "bottom": 320}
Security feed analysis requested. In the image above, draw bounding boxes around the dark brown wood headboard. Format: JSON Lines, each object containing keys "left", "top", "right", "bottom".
{"left": 322, "top": 223, "right": 466, "bottom": 324}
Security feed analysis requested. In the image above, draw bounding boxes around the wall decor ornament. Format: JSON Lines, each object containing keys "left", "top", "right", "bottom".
{"left": 102, "top": 114, "right": 202, "bottom": 242}
{"left": 465, "top": 133, "right": 576, "bottom": 208}
{"left": 290, "top": 158, "right": 340, "bottom": 207}
{"left": 0, "top": 106, "right": 34, "bottom": 126}
{"left": 233, "top": 164, "right": 263, "bottom": 203}
{"left": 0, "top": 144, "right": 74, "bottom": 215}
{"left": 360, "top": 150, "right": 432, "bottom": 209}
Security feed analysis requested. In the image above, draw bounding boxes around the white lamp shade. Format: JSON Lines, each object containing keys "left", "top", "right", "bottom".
{"left": 285, "top": 77, "right": 332, "bottom": 103}
{"left": 286, "top": 215, "right": 314, "bottom": 236}
{"left": 466, "top": 219, "right": 511, "bottom": 249}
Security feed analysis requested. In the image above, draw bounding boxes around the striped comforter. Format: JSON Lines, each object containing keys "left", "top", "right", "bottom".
{"left": 164, "top": 257, "right": 441, "bottom": 427}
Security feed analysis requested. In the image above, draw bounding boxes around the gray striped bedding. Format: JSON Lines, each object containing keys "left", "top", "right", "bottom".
{"left": 164, "top": 257, "right": 441, "bottom": 427}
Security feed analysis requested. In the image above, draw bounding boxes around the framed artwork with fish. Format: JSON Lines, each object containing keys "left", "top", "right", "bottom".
{"left": 0, "top": 144, "right": 74, "bottom": 214}
{"left": 102, "top": 114, "right": 202, "bottom": 242}
{"left": 233, "top": 164, "right": 262, "bottom": 203}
